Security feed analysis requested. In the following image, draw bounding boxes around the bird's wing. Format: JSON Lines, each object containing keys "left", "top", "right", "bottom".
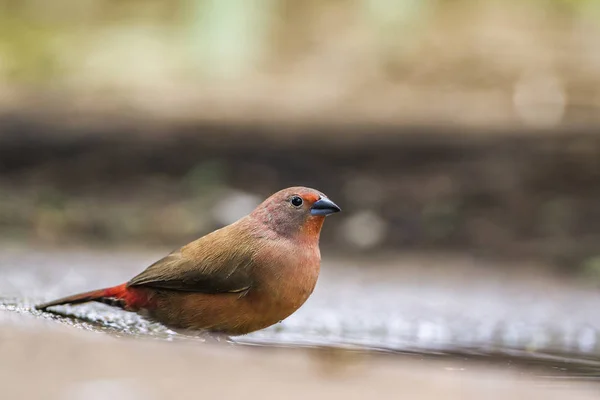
{"left": 127, "top": 228, "right": 256, "bottom": 294}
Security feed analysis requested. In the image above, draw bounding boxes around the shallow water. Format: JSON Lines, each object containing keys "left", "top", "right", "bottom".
{"left": 1, "top": 245, "right": 600, "bottom": 382}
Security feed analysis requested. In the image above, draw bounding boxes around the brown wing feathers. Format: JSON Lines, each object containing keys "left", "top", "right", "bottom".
{"left": 127, "top": 224, "right": 258, "bottom": 294}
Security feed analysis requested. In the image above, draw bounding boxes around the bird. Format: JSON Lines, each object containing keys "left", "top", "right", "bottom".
{"left": 35, "top": 186, "right": 341, "bottom": 336}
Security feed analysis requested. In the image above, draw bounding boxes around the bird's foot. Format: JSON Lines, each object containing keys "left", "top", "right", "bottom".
{"left": 169, "top": 328, "right": 235, "bottom": 345}
{"left": 205, "top": 332, "right": 235, "bottom": 345}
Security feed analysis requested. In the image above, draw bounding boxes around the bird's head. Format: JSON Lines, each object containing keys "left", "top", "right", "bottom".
{"left": 250, "top": 186, "right": 341, "bottom": 239}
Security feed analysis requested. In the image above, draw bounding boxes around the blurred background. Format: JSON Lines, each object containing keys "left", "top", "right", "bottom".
{"left": 2, "top": 0, "right": 600, "bottom": 397}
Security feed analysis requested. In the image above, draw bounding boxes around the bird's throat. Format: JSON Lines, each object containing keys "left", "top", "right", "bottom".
{"left": 300, "top": 216, "right": 325, "bottom": 240}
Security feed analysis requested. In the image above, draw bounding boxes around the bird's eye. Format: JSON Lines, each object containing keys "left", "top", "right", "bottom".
{"left": 290, "top": 196, "right": 303, "bottom": 207}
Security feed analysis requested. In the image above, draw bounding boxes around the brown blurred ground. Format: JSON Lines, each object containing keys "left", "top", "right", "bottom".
{"left": 2, "top": 119, "right": 600, "bottom": 275}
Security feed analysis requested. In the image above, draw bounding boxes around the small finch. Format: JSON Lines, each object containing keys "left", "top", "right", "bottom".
{"left": 36, "top": 187, "right": 341, "bottom": 336}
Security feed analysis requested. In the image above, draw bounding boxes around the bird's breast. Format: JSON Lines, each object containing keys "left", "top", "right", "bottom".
{"left": 248, "top": 240, "right": 321, "bottom": 323}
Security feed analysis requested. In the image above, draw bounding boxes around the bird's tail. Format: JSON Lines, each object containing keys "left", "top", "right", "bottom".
{"left": 35, "top": 283, "right": 133, "bottom": 311}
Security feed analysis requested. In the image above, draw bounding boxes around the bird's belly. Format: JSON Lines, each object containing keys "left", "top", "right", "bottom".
{"left": 145, "top": 280, "right": 317, "bottom": 335}
{"left": 245, "top": 279, "right": 317, "bottom": 330}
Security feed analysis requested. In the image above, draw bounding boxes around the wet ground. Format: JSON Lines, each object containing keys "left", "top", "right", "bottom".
{"left": 1, "top": 243, "right": 600, "bottom": 395}
{"left": 3, "top": 317, "right": 598, "bottom": 400}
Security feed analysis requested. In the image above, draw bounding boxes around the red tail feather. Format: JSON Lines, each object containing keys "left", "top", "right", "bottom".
{"left": 35, "top": 283, "right": 150, "bottom": 311}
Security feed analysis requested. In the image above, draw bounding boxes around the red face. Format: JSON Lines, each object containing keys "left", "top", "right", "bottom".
{"left": 281, "top": 188, "right": 341, "bottom": 218}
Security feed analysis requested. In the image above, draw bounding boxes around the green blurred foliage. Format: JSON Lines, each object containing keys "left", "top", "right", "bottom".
{"left": 0, "top": 15, "right": 62, "bottom": 82}
{"left": 0, "top": 0, "right": 598, "bottom": 85}
{"left": 582, "top": 256, "right": 600, "bottom": 285}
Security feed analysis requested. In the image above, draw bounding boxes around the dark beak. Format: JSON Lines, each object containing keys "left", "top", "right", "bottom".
{"left": 311, "top": 197, "right": 341, "bottom": 216}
